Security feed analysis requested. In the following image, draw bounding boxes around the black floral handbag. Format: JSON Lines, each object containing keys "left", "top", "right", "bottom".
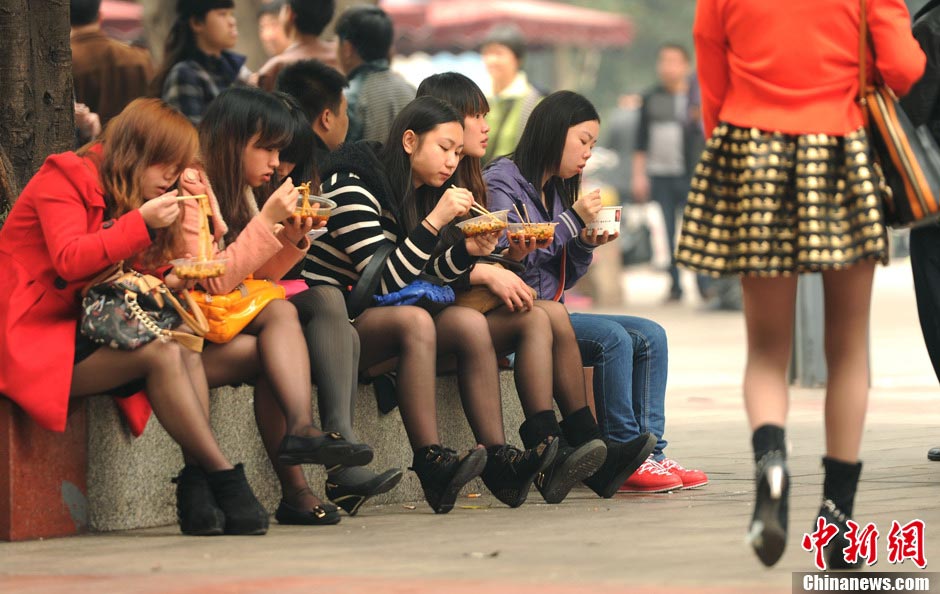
{"left": 80, "top": 266, "right": 208, "bottom": 352}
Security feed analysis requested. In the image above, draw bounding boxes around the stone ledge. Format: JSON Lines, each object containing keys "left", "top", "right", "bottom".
{"left": 87, "top": 372, "right": 526, "bottom": 532}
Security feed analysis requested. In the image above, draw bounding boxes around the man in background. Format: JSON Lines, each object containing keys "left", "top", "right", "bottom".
{"left": 256, "top": 0, "right": 339, "bottom": 91}
{"left": 336, "top": 6, "right": 414, "bottom": 143}
{"left": 70, "top": 0, "right": 153, "bottom": 128}
{"left": 632, "top": 44, "right": 704, "bottom": 303}
{"left": 276, "top": 59, "right": 349, "bottom": 160}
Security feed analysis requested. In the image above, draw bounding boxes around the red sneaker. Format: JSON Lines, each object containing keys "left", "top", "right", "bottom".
{"left": 659, "top": 457, "right": 709, "bottom": 489}
{"left": 618, "top": 458, "right": 683, "bottom": 493}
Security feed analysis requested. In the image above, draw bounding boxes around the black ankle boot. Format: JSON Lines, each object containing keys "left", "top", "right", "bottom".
{"left": 205, "top": 464, "right": 269, "bottom": 535}
{"left": 748, "top": 425, "right": 788, "bottom": 567}
{"left": 560, "top": 407, "right": 656, "bottom": 498}
{"left": 172, "top": 466, "right": 225, "bottom": 536}
{"left": 818, "top": 457, "right": 863, "bottom": 570}
{"left": 481, "top": 439, "right": 559, "bottom": 508}
{"left": 520, "top": 410, "right": 607, "bottom": 504}
{"left": 410, "top": 445, "right": 487, "bottom": 514}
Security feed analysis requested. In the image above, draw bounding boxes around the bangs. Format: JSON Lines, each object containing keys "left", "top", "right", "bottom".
{"left": 253, "top": 109, "right": 294, "bottom": 151}
{"left": 451, "top": 88, "right": 489, "bottom": 117}
{"left": 99, "top": 98, "right": 198, "bottom": 169}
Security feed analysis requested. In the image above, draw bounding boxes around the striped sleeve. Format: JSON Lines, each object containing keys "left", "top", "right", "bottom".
{"left": 428, "top": 239, "right": 474, "bottom": 283}
{"left": 304, "top": 176, "right": 439, "bottom": 294}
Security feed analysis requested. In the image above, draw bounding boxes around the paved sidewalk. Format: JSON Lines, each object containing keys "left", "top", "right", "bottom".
{"left": 1, "top": 263, "right": 938, "bottom": 593}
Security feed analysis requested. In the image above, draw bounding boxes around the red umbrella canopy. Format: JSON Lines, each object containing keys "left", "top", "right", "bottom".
{"left": 381, "top": 0, "right": 632, "bottom": 53}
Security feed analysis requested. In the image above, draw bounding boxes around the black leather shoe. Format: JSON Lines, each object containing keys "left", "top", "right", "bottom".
{"left": 747, "top": 451, "right": 788, "bottom": 567}
{"left": 481, "top": 439, "right": 559, "bottom": 508}
{"left": 275, "top": 500, "right": 341, "bottom": 526}
{"left": 410, "top": 445, "right": 487, "bottom": 514}
{"left": 535, "top": 439, "right": 607, "bottom": 504}
{"left": 277, "top": 432, "right": 373, "bottom": 467}
{"left": 928, "top": 447, "right": 940, "bottom": 461}
{"left": 326, "top": 468, "right": 404, "bottom": 516}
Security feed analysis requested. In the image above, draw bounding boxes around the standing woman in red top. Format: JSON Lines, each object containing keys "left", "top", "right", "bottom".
{"left": 680, "top": 0, "right": 925, "bottom": 568}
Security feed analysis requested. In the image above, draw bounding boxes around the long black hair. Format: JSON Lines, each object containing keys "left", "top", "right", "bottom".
{"left": 377, "top": 96, "right": 462, "bottom": 232}
{"left": 272, "top": 91, "right": 319, "bottom": 188}
{"left": 150, "top": 0, "right": 234, "bottom": 97}
{"left": 511, "top": 90, "right": 600, "bottom": 208}
{"left": 416, "top": 72, "right": 490, "bottom": 206}
{"left": 199, "top": 86, "right": 294, "bottom": 244}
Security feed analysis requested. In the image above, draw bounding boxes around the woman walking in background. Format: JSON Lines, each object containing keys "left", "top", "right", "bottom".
{"left": 683, "top": 0, "right": 924, "bottom": 567}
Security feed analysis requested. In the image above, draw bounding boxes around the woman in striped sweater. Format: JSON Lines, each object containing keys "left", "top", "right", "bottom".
{"left": 305, "top": 97, "right": 574, "bottom": 512}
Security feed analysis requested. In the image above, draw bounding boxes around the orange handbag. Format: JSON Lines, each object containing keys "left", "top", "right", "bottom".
{"left": 191, "top": 278, "right": 285, "bottom": 343}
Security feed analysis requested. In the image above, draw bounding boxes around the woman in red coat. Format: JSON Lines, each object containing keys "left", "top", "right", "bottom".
{"left": 679, "top": 0, "right": 925, "bottom": 568}
{"left": 0, "top": 98, "right": 268, "bottom": 536}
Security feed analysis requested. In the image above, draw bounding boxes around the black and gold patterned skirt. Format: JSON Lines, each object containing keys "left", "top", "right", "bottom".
{"left": 676, "top": 123, "right": 888, "bottom": 277}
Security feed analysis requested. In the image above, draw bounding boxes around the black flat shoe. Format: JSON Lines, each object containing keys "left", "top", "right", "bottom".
{"left": 275, "top": 500, "right": 341, "bottom": 526}
{"left": 748, "top": 451, "right": 789, "bottom": 567}
{"left": 326, "top": 468, "right": 404, "bottom": 516}
{"left": 277, "top": 432, "right": 373, "bottom": 467}
{"left": 928, "top": 447, "right": 940, "bottom": 461}
{"left": 584, "top": 433, "right": 657, "bottom": 499}
{"left": 818, "top": 499, "right": 863, "bottom": 570}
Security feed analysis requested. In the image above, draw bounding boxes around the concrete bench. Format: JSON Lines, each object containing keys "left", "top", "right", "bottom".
{"left": 85, "top": 372, "right": 527, "bottom": 532}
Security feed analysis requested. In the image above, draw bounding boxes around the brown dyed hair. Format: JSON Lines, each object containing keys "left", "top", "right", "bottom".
{"left": 78, "top": 97, "right": 199, "bottom": 265}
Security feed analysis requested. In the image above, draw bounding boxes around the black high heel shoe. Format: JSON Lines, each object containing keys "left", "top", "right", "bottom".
{"left": 277, "top": 431, "right": 374, "bottom": 467}
{"left": 818, "top": 499, "right": 863, "bottom": 570}
{"left": 326, "top": 468, "right": 404, "bottom": 516}
{"left": 748, "top": 450, "right": 789, "bottom": 567}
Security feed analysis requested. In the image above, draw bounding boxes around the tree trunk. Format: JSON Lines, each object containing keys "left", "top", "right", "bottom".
{"left": 0, "top": 0, "right": 73, "bottom": 223}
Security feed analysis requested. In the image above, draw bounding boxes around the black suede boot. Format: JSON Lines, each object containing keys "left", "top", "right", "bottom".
{"left": 481, "top": 439, "right": 559, "bottom": 508}
{"left": 818, "top": 457, "right": 863, "bottom": 570}
{"left": 748, "top": 424, "right": 788, "bottom": 567}
{"left": 410, "top": 445, "right": 487, "bottom": 514}
{"left": 520, "top": 410, "right": 606, "bottom": 504}
{"left": 560, "top": 406, "right": 657, "bottom": 499}
{"left": 172, "top": 465, "right": 225, "bottom": 536}
{"left": 205, "top": 464, "right": 269, "bottom": 535}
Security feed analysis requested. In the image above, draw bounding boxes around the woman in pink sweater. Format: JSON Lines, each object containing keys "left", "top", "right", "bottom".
{"left": 171, "top": 87, "right": 372, "bottom": 530}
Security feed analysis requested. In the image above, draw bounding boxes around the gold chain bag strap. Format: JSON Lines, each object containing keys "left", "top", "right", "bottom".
{"left": 858, "top": 0, "right": 940, "bottom": 227}
{"left": 80, "top": 264, "right": 208, "bottom": 352}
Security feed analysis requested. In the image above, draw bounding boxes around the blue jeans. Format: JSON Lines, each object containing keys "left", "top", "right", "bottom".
{"left": 569, "top": 313, "right": 669, "bottom": 459}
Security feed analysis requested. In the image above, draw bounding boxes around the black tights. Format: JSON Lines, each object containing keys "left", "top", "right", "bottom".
{"left": 355, "top": 305, "right": 507, "bottom": 449}
{"left": 202, "top": 299, "right": 327, "bottom": 510}
{"left": 531, "top": 300, "right": 590, "bottom": 416}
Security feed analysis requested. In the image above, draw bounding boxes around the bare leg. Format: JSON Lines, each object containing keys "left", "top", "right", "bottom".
{"left": 356, "top": 306, "right": 439, "bottom": 449}
{"left": 434, "top": 306, "right": 506, "bottom": 446}
{"left": 70, "top": 341, "right": 231, "bottom": 472}
{"left": 740, "top": 276, "right": 798, "bottom": 430}
{"left": 821, "top": 262, "right": 875, "bottom": 462}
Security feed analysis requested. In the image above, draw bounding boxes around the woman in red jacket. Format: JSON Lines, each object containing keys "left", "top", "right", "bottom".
{"left": 0, "top": 98, "right": 268, "bottom": 536}
{"left": 680, "top": 0, "right": 926, "bottom": 568}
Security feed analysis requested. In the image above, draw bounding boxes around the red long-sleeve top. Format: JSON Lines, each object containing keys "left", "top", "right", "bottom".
{"left": 694, "top": 0, "right": 926, "bottom": 136}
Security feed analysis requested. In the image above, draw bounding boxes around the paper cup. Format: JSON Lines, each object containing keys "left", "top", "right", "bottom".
{"left": 586, "top": 206, "right": 622, "bottom": 234}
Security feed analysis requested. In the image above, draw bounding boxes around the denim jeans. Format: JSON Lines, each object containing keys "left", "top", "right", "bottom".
{"left": 569, "top": 313, "right": 669, "bottom": 459}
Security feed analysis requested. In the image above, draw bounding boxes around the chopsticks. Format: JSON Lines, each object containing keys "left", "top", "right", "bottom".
{"left": 176, "top": 193, "right": 207, "bottom": 202}
{"left": 512, "top": 204, "right": 533, "bottom": 224}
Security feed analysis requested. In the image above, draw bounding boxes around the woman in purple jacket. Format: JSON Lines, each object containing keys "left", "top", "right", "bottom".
{"left": 484, "top": 90, "right": 708, "bottom": 493}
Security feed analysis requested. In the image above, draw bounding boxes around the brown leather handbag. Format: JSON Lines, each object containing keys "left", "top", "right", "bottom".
{"left": 859, "top": 0, "right": 940, "bottom": 227}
